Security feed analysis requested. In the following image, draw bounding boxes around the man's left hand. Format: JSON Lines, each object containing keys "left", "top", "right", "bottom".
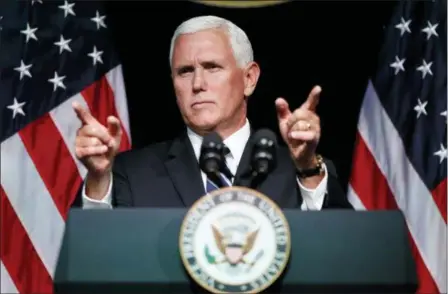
{"left": 275, "top": 85, "right": 322, "bottom": 170}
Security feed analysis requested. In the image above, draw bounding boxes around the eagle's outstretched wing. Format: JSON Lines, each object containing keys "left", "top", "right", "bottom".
{"left": 242, "top": 228, "right": 259, "bottom": 255}
{"left": 211, "top": 224, "right": 225, "bottom": 254}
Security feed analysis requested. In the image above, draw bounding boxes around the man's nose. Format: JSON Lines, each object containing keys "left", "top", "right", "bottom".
{"left": 192, "top": 69, "right": 206, "bottom": 93}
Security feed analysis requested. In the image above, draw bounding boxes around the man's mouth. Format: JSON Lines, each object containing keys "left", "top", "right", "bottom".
{"left": 192, "top": 101, "right": 214, "bottom": 108}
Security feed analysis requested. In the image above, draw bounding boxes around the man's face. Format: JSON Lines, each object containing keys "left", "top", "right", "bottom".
{"left": 171, "top": 29, "right": 257, "bottom": 136}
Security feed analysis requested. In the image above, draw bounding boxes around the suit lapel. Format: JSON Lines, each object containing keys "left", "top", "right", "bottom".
{"left": 164, "top": 132, "right": 205, "bottom": 207}
{"left": 256, "top": 159, "right": 291, "bottom": 206}
{"left": 234, "top": 136, "right": 253, "bottom": 184}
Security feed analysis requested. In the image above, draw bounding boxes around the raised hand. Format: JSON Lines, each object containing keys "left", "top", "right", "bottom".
{"left": 73, "top": 101, "right": 122, "bottom": 199}
{"left": 275, "top": 85, "right": 322, "bottom": 169}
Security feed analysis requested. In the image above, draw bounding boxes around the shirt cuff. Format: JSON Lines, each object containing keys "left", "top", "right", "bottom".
{"left": 81, "top": 172, "right": 113, "bottom": 209}
{"left": 297, "top": 163, "right": 328, "bottom": 210}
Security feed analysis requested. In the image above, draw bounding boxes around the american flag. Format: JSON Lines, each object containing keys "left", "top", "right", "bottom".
{"left": 348, "top": 0, "right": 446, "bottom": 293}
{"left": 0, "top": 1, "right": 131, "bottom": 293}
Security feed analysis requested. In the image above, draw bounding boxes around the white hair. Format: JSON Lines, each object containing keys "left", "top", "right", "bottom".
{"left": 169, "top": 15, "right": 254, "bottom": 68}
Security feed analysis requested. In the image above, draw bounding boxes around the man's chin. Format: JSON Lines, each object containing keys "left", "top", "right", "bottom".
{"left": 189, "top": 120, "right": 219, "bottom": 134}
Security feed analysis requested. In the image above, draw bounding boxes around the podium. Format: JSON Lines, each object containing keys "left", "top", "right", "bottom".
{"left": 54, "top": 209, "right": 417, "bottom": 293}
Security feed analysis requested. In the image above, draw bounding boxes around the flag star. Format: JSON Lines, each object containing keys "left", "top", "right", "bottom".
{"left": 413, "top": 98, "right": 428, "bottom": 118}
{"left": 88, "top": 46, "right": 104, "bottom": 65}
{"left": 14, "top": 60, "right": 32, "bottom": 80}
{"left": 434, "top": 144, "right": 447, "bottom": 164}
{"left": 416, "top": 59, "right": 433, "bottom": 79}
{"left": 422, "top": 21, "right": 439, "bottom": 40}
{"left": 48, "top": 71, "right": 66, "bottom": 91}
{"left": 390, "top": 56, "right": 405, "bottom": 75}
{"left": 20, "top": 22, "right": 38, "bottom": 43}
{"left": 58, "top": 1, "right": 75, "bottom": 18}
{"left": 54, "top": 35, "right": 72, "bottom": 54}
{"left": 395, "top": 17, "right": 411, "bottom": 36}
{"left": 7, "top": 98, "right": 26, "bottom": 119}
{"left": 91, "top": 10, "right": 107, "bottom": 30}
{"left": 31, "top": 0, "right": 42, "bottom": 5}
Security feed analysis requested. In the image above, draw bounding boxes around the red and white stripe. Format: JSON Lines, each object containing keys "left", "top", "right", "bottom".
{"left": 348, "top": 80, "right": 447, "bottom": 294}
{"left": 0, "top": 65, "right": 132, "bottom": 294}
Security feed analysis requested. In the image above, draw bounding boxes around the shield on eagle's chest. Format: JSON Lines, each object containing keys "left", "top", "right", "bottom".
{"left": 225, "top": 246, "right": 244, "bottom": 264}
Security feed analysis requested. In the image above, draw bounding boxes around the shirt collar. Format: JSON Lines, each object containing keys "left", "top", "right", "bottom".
{"left": 187, "top": 119, "right": 251, "bottom": 164}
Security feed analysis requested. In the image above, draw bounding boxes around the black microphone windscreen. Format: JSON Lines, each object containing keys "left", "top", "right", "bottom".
{"left": 252, "top": 129, "right": 277, "bottom": 147}
{"left": 199, "top": 132, "right": 225, "bottom": 177}
{"left": 202, "top": 132, "right": 223, "bottom": 147}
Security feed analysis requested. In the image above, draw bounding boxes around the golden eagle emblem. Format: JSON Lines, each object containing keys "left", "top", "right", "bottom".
{"left": 205, "top": 224, "right": 263, "bottom": 267}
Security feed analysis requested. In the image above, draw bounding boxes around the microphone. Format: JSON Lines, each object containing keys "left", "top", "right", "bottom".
{"left": 199, "top": 132, "right": 227, "bottom": 188}
{"left": 250, "top": 129, "right": 277, "bottom": 177}
{"left": 235, "top": 128, "right": 278, "bottom": 188}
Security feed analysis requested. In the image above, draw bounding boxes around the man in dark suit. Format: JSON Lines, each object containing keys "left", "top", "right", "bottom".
{"left": 72, "top": 15, "right": 352, "bottom": 210}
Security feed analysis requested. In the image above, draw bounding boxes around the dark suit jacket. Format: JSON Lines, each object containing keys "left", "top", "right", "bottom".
{"left": 73, "top": 130, "right": 352, "bottom": 209}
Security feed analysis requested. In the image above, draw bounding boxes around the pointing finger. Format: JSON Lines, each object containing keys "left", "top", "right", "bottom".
{"left": 107, "top": 116, "right": 122, "bottom": 149}
{"left": 81, "top": 125, "right": 113, "bottom": 145}
{"left": 73, "top": 101, "right": 97, "bottom": 125}
{"left": 286, "top": 108, "right": 314, "bottom": 129}
{"left": 76, "top": 136, "right": 103, "bottom": 148}
{"left": 107, "top": 116, "right": 121, "bottom": 138}
{"left": 301, "top": 85, "right": 321, "bottom": 111}
{"left": 289, "top": 130, "right": 315, "bottom": 142}
{"left": 76, "top": 145, "right": 108, "bottom": 158}
{"left": 275, "top": 97, "right": 291, "bottom": 121}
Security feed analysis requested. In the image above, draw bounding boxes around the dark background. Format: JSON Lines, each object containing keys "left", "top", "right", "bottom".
{"left": 103, "top": 0, "right": 398, "bottom": 191}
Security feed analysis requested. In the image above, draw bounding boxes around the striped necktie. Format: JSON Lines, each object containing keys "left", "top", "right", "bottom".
{"left": 206, "top": 146, "right": 233, "bottom": 193}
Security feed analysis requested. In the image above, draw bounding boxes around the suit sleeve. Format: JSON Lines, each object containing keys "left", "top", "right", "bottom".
{"left": 322, "top": 159, "right": 353, "bottom": 209}
{"left": 109, "top": 153, "right": 133, "bottom": 207}
{"left": 71, "top": 153, "right": 134, "bottom": 208}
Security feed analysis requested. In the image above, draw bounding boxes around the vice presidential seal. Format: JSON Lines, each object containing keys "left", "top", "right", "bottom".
{"left": 179, "top": 187, "right": 291, "bottom": 293}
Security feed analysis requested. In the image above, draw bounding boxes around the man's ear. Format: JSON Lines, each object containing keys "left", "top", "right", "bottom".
{"left": 243, "top": 61, "right": 261, "bottom": 97}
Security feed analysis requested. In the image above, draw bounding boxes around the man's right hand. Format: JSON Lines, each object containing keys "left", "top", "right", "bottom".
{"left": 73, "top": 101, "right": 122, "bottom": 200}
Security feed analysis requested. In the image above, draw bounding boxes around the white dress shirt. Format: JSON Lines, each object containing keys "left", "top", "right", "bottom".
{"left": 82, "top": 119, "right": 328, "bottom": 210}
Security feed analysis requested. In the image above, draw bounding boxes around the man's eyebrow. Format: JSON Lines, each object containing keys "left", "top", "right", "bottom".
{"left": 174, "top": 60, "right": 223, "bottom": 73}
{"left": 201, "top": 60, "right": 222, "bottom": 67}
{"left": 174, "top": 64, "right": 194, "bottom": 73}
